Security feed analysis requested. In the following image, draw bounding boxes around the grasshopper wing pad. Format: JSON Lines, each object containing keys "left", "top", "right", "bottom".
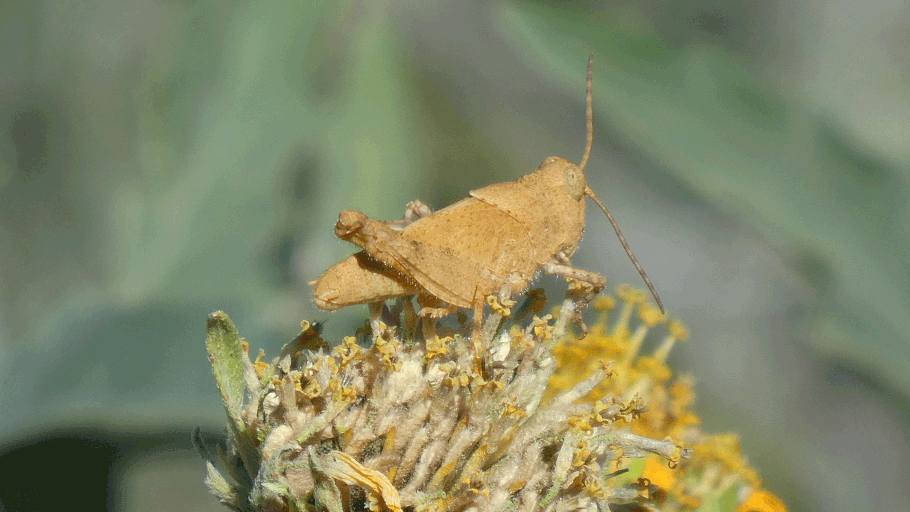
{"left": 313, "top": 251, "right": 418, "bottom": 310}
{"left": 400, "top": 197, "right": 538, "bottom": 297}
{"left": 470, "top": 173, "right": 585, "bottom": 260}
{"left": 338, "top": 211, "right": 486, "bottom": 308}
{"left": 368, "top": 232, "right": 487, "bottom": 308}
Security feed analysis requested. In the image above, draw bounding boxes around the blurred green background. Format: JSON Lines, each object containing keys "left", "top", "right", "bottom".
{"left": 1, "top": 0, "right": 909, "bottom": 510}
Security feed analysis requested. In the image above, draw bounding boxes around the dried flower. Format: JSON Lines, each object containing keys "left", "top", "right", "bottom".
{"left": 197, "top": 286, "right": 785, "bottom": 512}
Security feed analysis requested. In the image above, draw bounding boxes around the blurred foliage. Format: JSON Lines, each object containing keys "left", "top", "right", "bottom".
{"left": 1, "top": 1, "right": 909, "bottom": 511}
{"left": 498, "top": 1, "right": 910, "bottom": 396}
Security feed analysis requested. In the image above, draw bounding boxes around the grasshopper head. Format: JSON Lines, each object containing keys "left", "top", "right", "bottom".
{"left": 335, "top": 210, "right": 367, "bottom": 241}
{"left": 535, "top": 156, "right": 587, "bottom": 202}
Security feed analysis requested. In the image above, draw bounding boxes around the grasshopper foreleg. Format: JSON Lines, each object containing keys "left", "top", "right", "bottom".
{"left": 541, "top": 260, "right": 606, "bottom": 338}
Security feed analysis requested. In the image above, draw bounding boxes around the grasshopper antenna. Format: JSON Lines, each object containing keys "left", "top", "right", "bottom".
{"left": 578, "top": 55, "right": 595, "bottom": 172}
{"left": 586, "top": 189, "right": 664, "bottom": 313}
{"left": 580, "top": 55, "right": 665, "bottom": 314}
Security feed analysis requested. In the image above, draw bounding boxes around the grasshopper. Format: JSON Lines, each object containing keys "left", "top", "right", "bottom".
{"left": 310, "top": 56, "right": 662, "bottom": 338}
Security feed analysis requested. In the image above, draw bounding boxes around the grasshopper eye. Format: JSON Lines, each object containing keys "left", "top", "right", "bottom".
{"left": 563, "top": 164, "right": 586, "bottom": 201}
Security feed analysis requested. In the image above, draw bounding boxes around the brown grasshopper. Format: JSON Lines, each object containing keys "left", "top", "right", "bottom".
{"left": 310, "top": 56, "right": 662, "bottom": 337}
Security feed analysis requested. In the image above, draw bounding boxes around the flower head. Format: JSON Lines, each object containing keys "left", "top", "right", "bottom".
{"left": 198, "top": 286, "right": 785, "bottom": 512}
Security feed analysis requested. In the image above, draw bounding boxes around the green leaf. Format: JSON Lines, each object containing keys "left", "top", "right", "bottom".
{"left": 205, "top": 312, "right": 261, "bottom": 489}
{"left": 204, "top": 461, "right": 249, "bottom": 512}
{"left": 717, "top": 482, "right": 742, "bottom": 511}
{"left": 694, "top": 480, "right": 741, "bottom": 512}
{"left": 309, "top": 449, "right": 345, "bottom": 512}
{"left": 206, "top": 311, "right": 246, "bottom": 418}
